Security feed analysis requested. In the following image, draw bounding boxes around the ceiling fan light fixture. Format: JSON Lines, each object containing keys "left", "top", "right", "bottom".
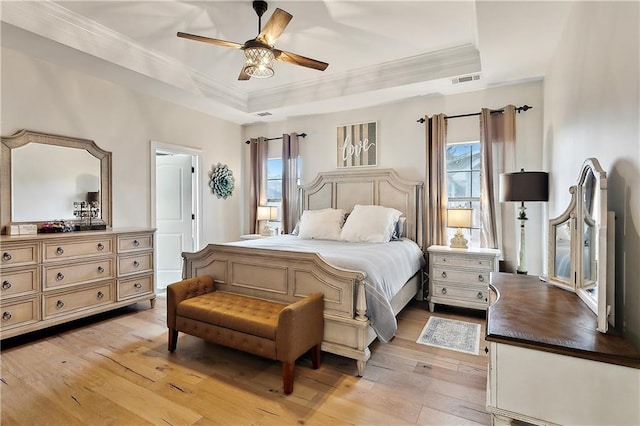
{"left": 244, "top": 47, "right": 275, "bottom": 78}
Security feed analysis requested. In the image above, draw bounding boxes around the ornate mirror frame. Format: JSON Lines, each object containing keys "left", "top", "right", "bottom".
{"left": 1, "top": 129, "right": 112, "bottom": 233}
{"left": 547, "top": 158, "right": 612, "bottom": 333}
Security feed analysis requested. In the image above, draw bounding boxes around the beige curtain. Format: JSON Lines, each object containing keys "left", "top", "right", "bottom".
{"left": 281, "top": 133, "right": 299, "bottom": 234}
{"left": 249, "top": 137, "right": 268, "bottom": 234}
{"left": 479, "top": 105, "right": 516, "bottom": 271}
{"left": 424, "top": 114, "right": 448, "bottom": 250}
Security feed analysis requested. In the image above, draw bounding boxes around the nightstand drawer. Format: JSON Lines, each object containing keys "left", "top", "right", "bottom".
{"left": 432, "top": 253, "right": 495, "bottom": 270}
{"left": 433, "top": 283, "right": 488, "bottom": 304}
{"left": 433, "top": 266, "right": 490, "bottom": 285}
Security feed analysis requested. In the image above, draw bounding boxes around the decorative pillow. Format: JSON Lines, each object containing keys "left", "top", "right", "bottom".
{"left": 390, "top": 217, "right": 407, "bottom": 240}
{"left": 297, "top": 208, "right": 347, "bottom": 240}
{"left": 291, "top": 221, "right": 300, "bottom": 236}
{"left": 340, "top": 205, "right": 402, "bottom": 243}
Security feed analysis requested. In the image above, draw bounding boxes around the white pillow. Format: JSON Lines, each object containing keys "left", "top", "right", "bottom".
{"left": 340, "top": 205, "right": 402, "bottom": 243}
{"left": 297, "top": 208, "right": 347, "bottom": 240}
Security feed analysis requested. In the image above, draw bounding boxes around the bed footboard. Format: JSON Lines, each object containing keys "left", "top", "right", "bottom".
{"left": 182, "top": 243, "right": 377, "bottom": 373}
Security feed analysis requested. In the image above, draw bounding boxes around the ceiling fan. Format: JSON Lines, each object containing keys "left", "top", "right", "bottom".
{"left": 177, "top": 0, "right": 329, "bottom": 80}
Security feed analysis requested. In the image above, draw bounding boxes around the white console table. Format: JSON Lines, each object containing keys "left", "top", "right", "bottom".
{"left": 486, "top": 273, "right": 640, "bottom": 426}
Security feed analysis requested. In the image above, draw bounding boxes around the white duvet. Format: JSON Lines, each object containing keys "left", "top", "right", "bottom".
{"left": 225, "top": 236, "right": 426, "bottom": 343}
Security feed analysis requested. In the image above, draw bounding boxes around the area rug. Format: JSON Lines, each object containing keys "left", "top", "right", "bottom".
{"left": 416, "top": 316, "right": 481, "bottom": 355}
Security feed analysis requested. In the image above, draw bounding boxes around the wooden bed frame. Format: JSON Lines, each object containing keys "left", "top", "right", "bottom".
{"left": 182, "top": 168, "right": 424, "bottom": 375}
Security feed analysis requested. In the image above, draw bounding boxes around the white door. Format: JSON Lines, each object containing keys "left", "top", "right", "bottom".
{"left": 156, "top": 153, "right": 194, "bottom": 291}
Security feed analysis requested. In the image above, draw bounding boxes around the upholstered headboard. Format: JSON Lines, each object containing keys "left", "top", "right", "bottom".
{"left": 298, "top": 168, "right": 424, "bottom": 247}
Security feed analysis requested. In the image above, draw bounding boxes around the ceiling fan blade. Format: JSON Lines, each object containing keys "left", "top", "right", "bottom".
{"left": 255, "top": 8, "right": 292, "bottom": 47}
{"left": 238, "top": 66, "right": 251, "bottom": 81}
{"left": 274, "top": 50, "right": 329, "bottom": 71}
{"left": 177, "top": 32, "right": 243, "bottom": 49}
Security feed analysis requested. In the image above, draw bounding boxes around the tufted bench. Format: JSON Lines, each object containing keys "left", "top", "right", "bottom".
{"left": 166, "top": 275, "right": 324, "bottom": 394}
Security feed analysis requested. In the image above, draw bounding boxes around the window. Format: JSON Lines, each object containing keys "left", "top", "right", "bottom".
{"left": 266, "top": 158, "right": 283, "bottom": 202}
{"left": 446, "top": 142, "right": 480, "bottom": 246}
{"left": 266, "top": 156, "right": 301, "bottom": 203}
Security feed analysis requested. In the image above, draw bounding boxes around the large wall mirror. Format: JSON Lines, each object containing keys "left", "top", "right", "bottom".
{"left": 1, "top": 129, "right": 112, "bottom": 232}
{"left": 547, "top": 158, "right": 614, "bottom": 333}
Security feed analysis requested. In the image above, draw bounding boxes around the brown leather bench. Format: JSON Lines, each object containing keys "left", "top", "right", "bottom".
{"left": 166, "top": 275, "right": 324, "bottom": 394}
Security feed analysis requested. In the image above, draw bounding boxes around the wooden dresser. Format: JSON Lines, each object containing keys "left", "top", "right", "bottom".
{"left": 0, "top": 228, "right": 156, "bottom": 339}
{"left": 427, "top": 245, "right": 501, "bottom": 312}
{"left": 486, "top": 273, "right": 640, "bottom": 425}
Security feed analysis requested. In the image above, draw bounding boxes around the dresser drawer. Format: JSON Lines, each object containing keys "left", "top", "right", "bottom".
{"left": 0, "top": 267, "right": 39, "bottom": 299}
{"left": 0, "top": 296, "right": 40, "bottom": 330}
{"left": 433, "top": 266, "right": 490, "bottom": 286}
{"left": 117, "top": 275, "right": 154, "bottom": 300}
{"left": 43, "top": 237, "right": 114, "bottom": 262}
{"left": 432, "top": 253, "right": 495, "bottom": 270}
{"left": 118, "top": 253, "right": 153, "bottom": 276}
{"left": 43, "top": 282, "right": 114, "bottom": 319}
{"left": 117, "top": 234, "right": 154, "bottom": 253}
{"left": 0, "top": 243, "right": 39, "bottom": 268}
{"left": 43, "top": 257, "right": 115, "bottom": 289}
{"left": 433, "top": 282, "right": 488, "bottom": 304}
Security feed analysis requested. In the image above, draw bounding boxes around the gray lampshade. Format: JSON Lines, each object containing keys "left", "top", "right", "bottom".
{"left": 500, "top": 170, "right": 549, "bottom": 202}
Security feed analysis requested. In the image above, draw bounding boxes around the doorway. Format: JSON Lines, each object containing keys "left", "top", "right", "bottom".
{"left": 151, "top": 141, "right": 201, "bottom": 293}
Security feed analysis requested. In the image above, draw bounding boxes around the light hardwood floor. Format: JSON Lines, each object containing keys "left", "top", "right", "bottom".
{"left": 1, "top": 295, "right": 490, "bottom": 425}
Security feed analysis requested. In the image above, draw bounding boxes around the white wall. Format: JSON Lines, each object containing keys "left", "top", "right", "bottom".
{"left": 243, "top": 81, "right": 546, "bottom": 274}
{"left": 543, "top": 1, "right": 640, "bottom": 346}
{"left": 1, "top": 47, "right": 243, "bottom": 245}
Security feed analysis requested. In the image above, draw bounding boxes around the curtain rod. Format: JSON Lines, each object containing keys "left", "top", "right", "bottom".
{"left": 416, "top": 105, "right": 533, "bottom": 123}
{"left": 244, "top": 132, "right": 307, "bottom": 144}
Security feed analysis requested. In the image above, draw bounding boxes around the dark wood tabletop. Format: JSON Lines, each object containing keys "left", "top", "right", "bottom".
{"left": 487, "top": 272, "right": 640, "bottom": 369}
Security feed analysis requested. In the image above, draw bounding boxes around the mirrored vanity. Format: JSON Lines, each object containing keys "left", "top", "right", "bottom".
{"left": 0, "top": 130, "right": 155, "bottom": 339}
{"left": 547, "top": 157, "right": 615, "bottom": 332}
{"left": 486, "top": 158, "right": 640, "bottom": 426}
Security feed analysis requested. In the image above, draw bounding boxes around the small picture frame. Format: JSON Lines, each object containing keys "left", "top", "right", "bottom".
{"left": 337, "top": 121, "right": 377, "bottom": 168}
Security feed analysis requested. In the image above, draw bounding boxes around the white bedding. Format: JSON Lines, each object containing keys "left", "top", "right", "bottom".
{"left": 225, "top": 235, "right": 426, "bottom": 343}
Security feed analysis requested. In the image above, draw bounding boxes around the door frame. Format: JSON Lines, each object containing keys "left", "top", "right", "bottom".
{"left": 150, "top": 141, "right": 202, "bottom": 287}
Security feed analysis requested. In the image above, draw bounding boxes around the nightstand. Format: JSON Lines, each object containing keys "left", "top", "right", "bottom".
{"left": 427, "top": 245, "right": 501, "bottom": 312}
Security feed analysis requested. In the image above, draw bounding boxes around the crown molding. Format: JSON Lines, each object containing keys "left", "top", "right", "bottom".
{"left": 248, "top": 44, "right": 481, "bottom": 113}
{"left": 1, "top": 1, "right": 248, "bottom": 111}
{"left": 2, "top": 1, "right": 481, "bottom": 119}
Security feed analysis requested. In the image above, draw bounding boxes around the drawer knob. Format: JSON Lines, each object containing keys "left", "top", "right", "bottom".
{"left": 441, "top": 271, "right": 447, "bottom": 279}
{"left": 2, "top": 280, "right": 12, "bottom": 290}
{"left": 133, "top": 240, "right": 140, "bottom": 247}
{"left": 56, "top": 247, "right": 65, "bottom": 256}
{"left": 2, "top": 311, "right": 12, "bottom": 321}
{"left": 97, "top": 291, "right": 104, "bottom": 300}
{"left": 2, "top": 252, "right": 12, "bottom": 262}
{"left": 56, "top": 300, "right": 65, "bottom": 309}
{"left": 478, "top": 274, "right": 485, "bottom": 282}
{"left": 441, "top": 287, "right": 447, "bottom": 295}
{"left": 133, "top": 260, "right": 140, "bottom": 268}
{"left": 97, "top": 266, "right": 105, "bottom": 274}
{"left": 56, "top": 272, "right": 65, "bottom": 281}
{"left": 97, "top": 243, "right": 104, "bottom": 251}
{"left": 477, "top": 291, "right": 484, "bottom": 299}
{"left": 134, "top": 283, "right": 142, "bottom": 289}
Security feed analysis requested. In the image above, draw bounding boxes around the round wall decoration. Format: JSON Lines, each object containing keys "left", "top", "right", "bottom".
{"left": 209, "top": 163, "right": 235, "bottom": 199}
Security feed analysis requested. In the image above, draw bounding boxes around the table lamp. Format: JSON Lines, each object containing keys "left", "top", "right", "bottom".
{"left": 257, "top": 206, "right": 278, "bottom": 236}
{"left": 499, "top": 169, "right": 549, "bottom": 274}
{"left": 447, "top": 207, "right": 473, "bottom": 249}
